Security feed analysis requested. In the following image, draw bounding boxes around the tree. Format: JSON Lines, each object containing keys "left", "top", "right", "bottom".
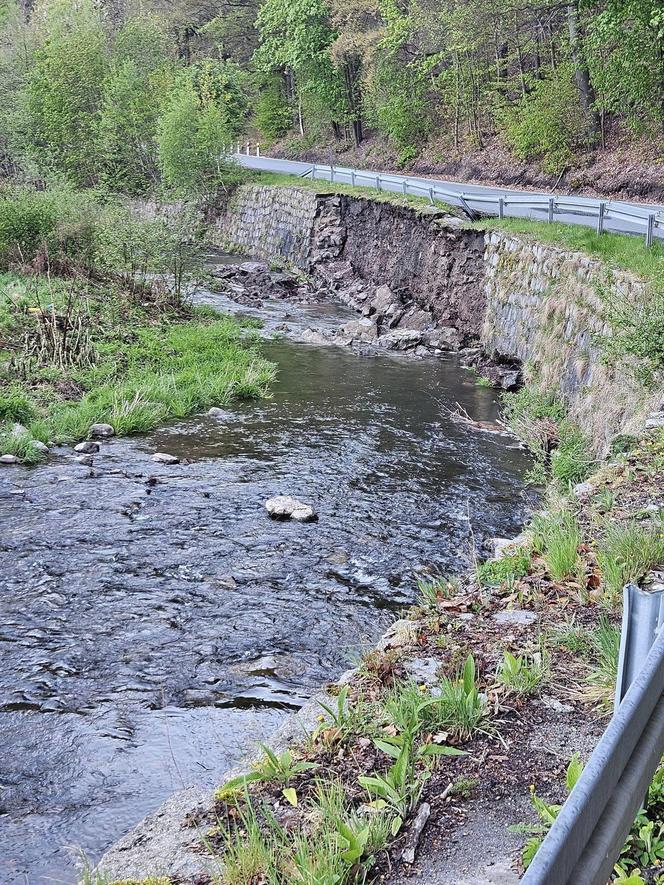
{"left": 157, "top": 59, "right": 247, "bottom": 192}
{"left": 98, "top": 17, "right": 174, "bottom": 193}
{"left": 26, "top": 0, "right": 107, "bottom": 184}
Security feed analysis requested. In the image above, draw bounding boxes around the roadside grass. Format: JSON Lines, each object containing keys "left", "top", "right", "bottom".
{"left": 497, "top": 650, "right": 546, "bottom": 697}
{"left": 246, "top": 170, "right": 458, "bottom": 216}
{"left": 530, "top": 506, "right": 582, "bottom": 581}
{"left": 471, "top": 217, "right": 664, "bottom": 287}
{"left": 597, "top": 516, "right": 664, "bottom": 607}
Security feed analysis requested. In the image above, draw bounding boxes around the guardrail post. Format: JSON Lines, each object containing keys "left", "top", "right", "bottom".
{"left": 428, "top": 186, "right": 434, "bottom": 205}
{"left": 256, "top": 143, "right": 260, "bottom": 157}
{"left": 376, "top": 174, "right": 381, "bottom": 191}
{"left": 330, "top": 165, "right": 334, "bottom": 183}
{"left": 646, "top": 213, "right": 655, "bottom": 247}
{"left": 616, "top": 583, "right": 664, "bottom": 707}
{"left": 402, "top": 180, "right": 407, "bottom": 196}
{"left": 548, "top": 197, "right": 555, "bottom": 223}
{"left": 597, "top": 202, "right": 605, "bottom": 235}
{"left": 350, "top": 170, "right": 356, "bottom": 187}
{"left": 245, "top": 141, "right": 250, "bottom": 156}
{"left": 312, "top": 163, "right": 316, "bottom": 180}
{"left": 498, "top": 197, "right": 505, "bottom": 220}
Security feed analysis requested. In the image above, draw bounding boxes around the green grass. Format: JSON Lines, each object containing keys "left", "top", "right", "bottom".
{"left": 247, "top": 170, "right": 458, "bottom": 216}
{"left": 472, "top": 217, "right": 664, "bottom": 286}
{"left": 476, "top": 549, "right": 531, "bottom": 589}
{"left": 597, "top": 516, "right": 664, "bottom": 606}
{"left": 530, "top": 507, "right": 582, "bottom": 580}
{"left": 0, "top": 292, "right": 275, "bottom": 458}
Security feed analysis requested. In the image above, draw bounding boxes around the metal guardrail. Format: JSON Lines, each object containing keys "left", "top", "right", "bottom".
{"left": 522, "top": 584, "right": 664, "bottom": 885}
{"left": 224, "top": 143, "right": 664, "bottom": 246}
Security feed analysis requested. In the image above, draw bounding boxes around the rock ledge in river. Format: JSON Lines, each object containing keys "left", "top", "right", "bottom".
{"left": 265, "top": 495, "right": 317, "bottom": 523}
{"left": 152, "top": 452, "right": 180, "bottom": 465}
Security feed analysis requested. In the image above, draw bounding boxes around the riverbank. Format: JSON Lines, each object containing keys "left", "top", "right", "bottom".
{"left": 0, "top": 200, "right": 276, "bottom": 465}
{"left": 96, "top": 420, "right": 664, "bottom": 885}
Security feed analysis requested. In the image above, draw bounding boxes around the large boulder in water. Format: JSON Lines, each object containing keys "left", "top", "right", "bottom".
{"left": 265, "top": 495, "right": 317, "bottom": 523}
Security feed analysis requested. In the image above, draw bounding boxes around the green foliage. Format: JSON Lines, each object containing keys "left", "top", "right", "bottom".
{"left": 0, "top": 189, "right": 58, "bottom": 267}
{"left": 476, "top": 549, "right": 531, "bottom": 589}
{"left": 497, "top": 651, "right": 545, "bottom": 696}
{"left": 502, "top": 387, "right": 593, "bottom": 489}
{"left": 157, "top": 60, "right": 248, "bottom": 194}
{"left": 597, "top": 516, "right": 664, "bottom": 606}
{"left": 366, "top": 57, "right": 432, "bottom": 159}
{"left": 0, "top": 386, "right": 36, "bottom": 423}
{"left": 530, "top": 506, "right": 582, "bottom": 581}
{"left": 420, "top": 654, "right": 492, "bottom": 741}
{"left": 254, "top": 75, "right": 292, "bottom": 142}
{"left": 26, "top": 0, "right": 107, "bottom": 185}
{"left": 501, "top": 64, "right": 589, "bottom": 174}
{"left": 598, "top": 282, "right": 664, "bottom": 388}
{"left": 511, "top": 754, "right": 583, "bottom": 868}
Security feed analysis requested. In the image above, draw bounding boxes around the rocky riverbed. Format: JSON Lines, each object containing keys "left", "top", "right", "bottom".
{"left": 0, "top": 260, "right": 534, "bottom": 883}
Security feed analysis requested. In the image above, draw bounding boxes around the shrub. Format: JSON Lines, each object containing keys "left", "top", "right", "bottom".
{"left": 550, "top": 422, "right": 594, "bottom": 487}
{"left": 501, "top": 64, "right": 589, "bottom": 174}
{"left": 0, "top": 191, "right": 58, "bottom": 268}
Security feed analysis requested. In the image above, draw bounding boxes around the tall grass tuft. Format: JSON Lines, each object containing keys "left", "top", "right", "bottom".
{"left": 597, "top": 517, "right": 664, "bottom": 605}
{"left": 530, "top": 506, "right": 581, "bottom": 581}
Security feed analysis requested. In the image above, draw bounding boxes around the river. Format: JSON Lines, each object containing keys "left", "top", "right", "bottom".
{"left": 0, "top": 280, "right": 533, "bottom": 883}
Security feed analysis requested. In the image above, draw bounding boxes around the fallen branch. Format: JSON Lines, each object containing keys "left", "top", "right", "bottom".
{"left": 401, "top": 802, "right": 431, "bottom": 865}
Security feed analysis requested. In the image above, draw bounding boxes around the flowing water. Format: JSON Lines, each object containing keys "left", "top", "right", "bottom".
{"left": 0, "top": 278, "right": 533, "bottom": 883}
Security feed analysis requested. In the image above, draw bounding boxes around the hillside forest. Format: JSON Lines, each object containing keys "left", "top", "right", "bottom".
{"left": 0, "top": 0, "right": 662, "bottom": 198}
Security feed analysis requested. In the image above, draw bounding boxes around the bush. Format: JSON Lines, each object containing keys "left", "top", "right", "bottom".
{"left": 0, "top": 387, "right": 37, "bottom": 423}
{"left": 597, "top": 517, "right": 664, "bottom": 605}
{"left": 531, "top": 507, "right": 581, "bottom": 580}
{"left": 501, "top": 64, "right": 588, "bottom": 174}
{"left": 254, "top": 75, "right": 292, "bottom": 143}
{"left": 157, "top": 60, "right": 248, "bottom": 194}
{"left": 0, "top": 191, "right": 58, "bottom": 268}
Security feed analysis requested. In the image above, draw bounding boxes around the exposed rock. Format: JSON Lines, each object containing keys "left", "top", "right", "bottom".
{"left": 488, "top": 537, "right": 527, "bottom": 560}
{"left": 90, "top": 423, "right": 115, "bottom": 438}
{"left": 239, "top": 260, "right": 269, "bottom": 273}
{"left": 32, "top": 441, "right": 49, "bottom": 454}
{"left": 74, "top": 454, "right": 94, "bottom": 466}
{"left": 422, "top": 327, "right": 462, "bottom": 350}
{"left": 540, "top": 696, "right": 574, "bottom": 714}
{"left": 404, "top": 657, "right": 440, "bottom": 686}
{"left": 74, "top": 441, "right": 100, "bottom": 454}
{"left": 152, "top": 452, "right": 180, "bottom": 465}
{"left": 265, "top": 495, "right": 317, "bottom": 523}
{"left": 646, "top": 411, "right": 664, "bottom": 430}
{"left": 492, "top": 609, "right": 538, "bottom": 627}
{"left": 573, "top": 481, "right": 594, "bottom": 499}
{"left": 10, "top": 423, "right": 28, "bottom": 437}
{"left": 397, "top": 306, "right": 431, "bottom": 331}
{"left": 377, "top": 329, "right": 424, "bottom": 351}
{"left": 377, "top": 619, "right": 419, "bottom": 650}
{"left": 300, "top": 328, "right": 334, "bottom": 346}
{"left": 207, "top": 407, "right": 230, "bottom": 418}
{"left": 0, "top": 454, "right": 18, "bottom": 464}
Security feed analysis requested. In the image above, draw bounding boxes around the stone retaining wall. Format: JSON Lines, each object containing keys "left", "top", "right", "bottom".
{"left": 482, "top": 232, "right": 659, "bottom": 451}
{"left": 212, "top": 185, "right": 661, "bottom": 452}
{"left": 209, "top": 185, "right": 319, "bottom": 267}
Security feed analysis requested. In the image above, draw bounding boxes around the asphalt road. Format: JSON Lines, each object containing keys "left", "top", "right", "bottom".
{"left": 234, "top": 153, "right": 664, "bottom": 242}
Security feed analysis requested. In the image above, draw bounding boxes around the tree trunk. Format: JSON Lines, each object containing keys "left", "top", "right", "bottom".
{"left": 567, "top": 1, "right": 599, "bottom": 137}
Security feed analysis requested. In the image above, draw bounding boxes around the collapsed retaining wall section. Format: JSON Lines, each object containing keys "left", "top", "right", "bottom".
{"left": 212, "top": 184, "right": 660, "bottom": 451}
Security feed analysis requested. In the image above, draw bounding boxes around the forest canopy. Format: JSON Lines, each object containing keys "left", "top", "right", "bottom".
{"left": 0, "top": 0, "right": 662, "bottom": 193}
